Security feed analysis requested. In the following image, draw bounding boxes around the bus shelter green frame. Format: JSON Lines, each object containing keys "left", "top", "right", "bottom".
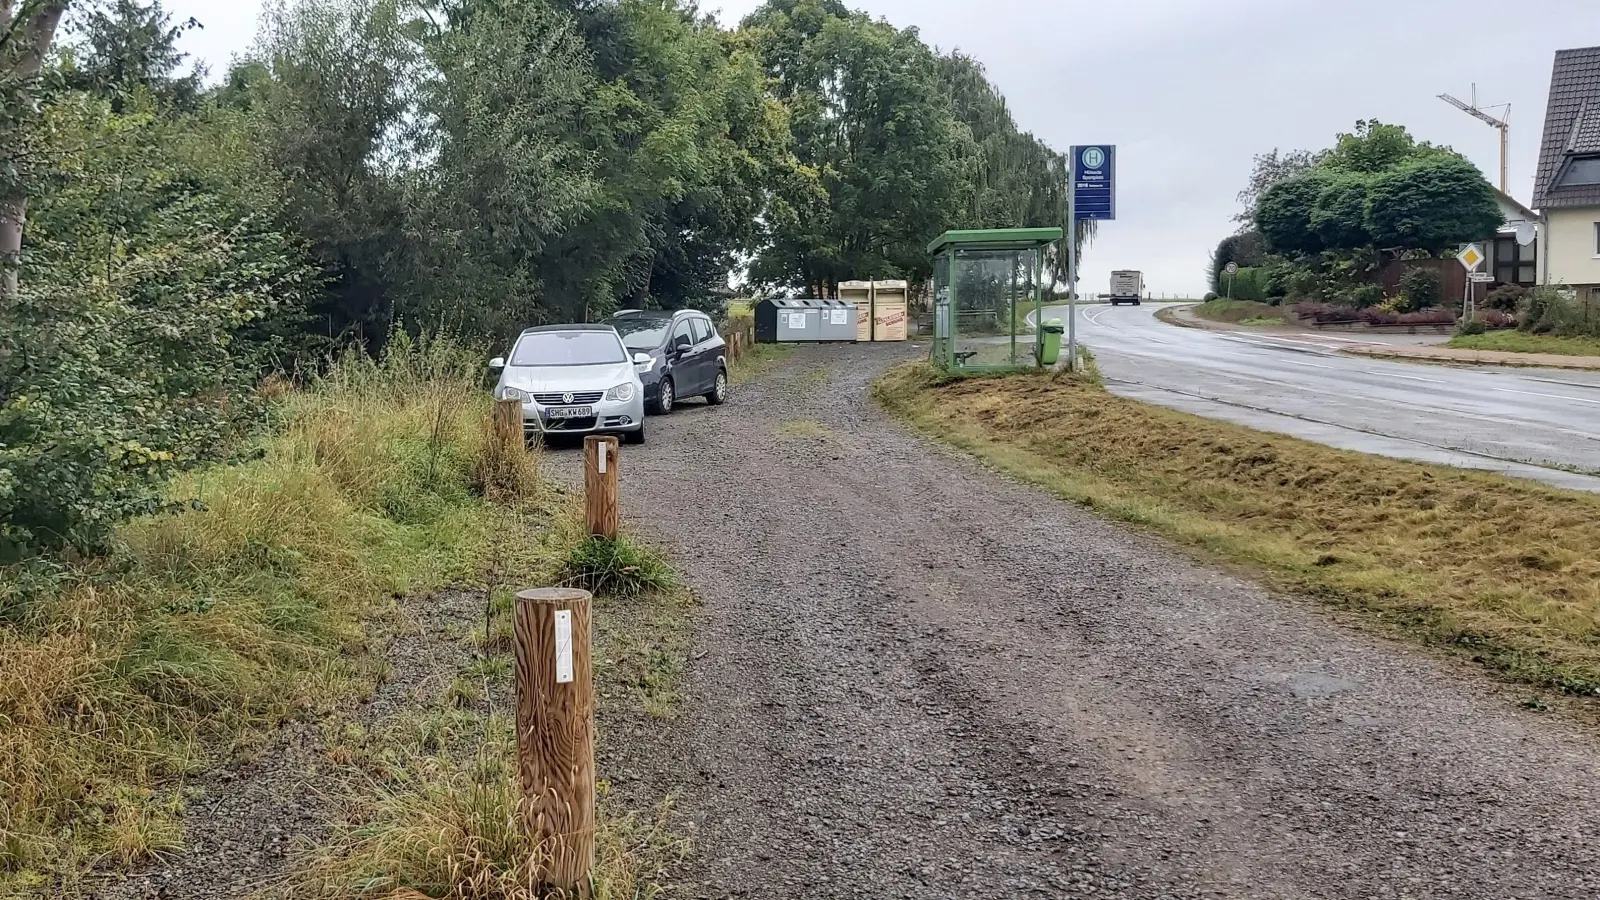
{"left": 929, "top": 227, "right": 1064, "bottom": 373}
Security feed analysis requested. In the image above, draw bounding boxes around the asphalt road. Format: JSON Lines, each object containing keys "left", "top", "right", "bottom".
{"left": 612, "top": 343, "right": 1600, "bottom": 899}
{"left": 1050, "top": 303, "right": 1600, "bottom": 492}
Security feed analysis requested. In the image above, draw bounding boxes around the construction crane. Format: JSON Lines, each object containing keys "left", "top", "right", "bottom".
{"left": 1438, "top": 84, "right": 1510, "bottom": 194}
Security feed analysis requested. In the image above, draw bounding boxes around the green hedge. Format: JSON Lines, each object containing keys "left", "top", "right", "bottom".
{"left": 1216, "top": 266, "right": 1270, "bottom": 302}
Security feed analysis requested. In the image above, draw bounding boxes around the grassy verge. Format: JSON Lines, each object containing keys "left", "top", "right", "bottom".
{"left": 874, "top": 363, "right": 1600, "bottom": 700}
{"left": 1448, "top": 330, "right": 1600, "bottom": 358}
{"left": 1192, "top": 298, "right": 1286, "bottom": 325}
{"left": 1, "top": 336, "right": 691, "bottom": 895}
{"left": 729, "top": 343, "right": 793, "bottom": 384}
{"left": 286, "top": 505, "right": 693, "bottom": 900}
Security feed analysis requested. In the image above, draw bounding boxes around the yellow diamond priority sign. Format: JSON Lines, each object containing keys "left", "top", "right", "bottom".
{"left": 1457, "top": 244, "right": 1485, "bottom": 271}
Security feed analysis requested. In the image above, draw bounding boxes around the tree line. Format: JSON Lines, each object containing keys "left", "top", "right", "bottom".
{"left": 0, "top": 0, "right": 1068, "bottom": 554}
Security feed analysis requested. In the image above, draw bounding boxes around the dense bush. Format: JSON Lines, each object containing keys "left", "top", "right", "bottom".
{"left": 1457, "top": 319, "right": 1487, "bottom": 336}
{"left": 1484, "top": 284, "right": 1530, "bottom": 313}
{"left": 1347, "top": 284, "right": 1384, "bottom": 308}
{"left": 1292, "top": 301, "right": 1455, "bottom": 327}
{"left": 0, "top": 95, "right": 317, "bottom": 557}
{"left": 1211, "top": 231, "right": 1267, "bottom": 292}
{"left": 1218, "top": 266, "right": 1270, "bottom": 302}
{"left": 1398, "top": 267, "right": 1443, "bottom": 311}
{"left": 1521, "top": 286, "right": 1600, "bottom": 338}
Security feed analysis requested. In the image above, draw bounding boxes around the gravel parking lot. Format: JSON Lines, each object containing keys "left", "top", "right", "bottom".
{"left": 610, "top": 342, "right": 1600, "bottom": 899}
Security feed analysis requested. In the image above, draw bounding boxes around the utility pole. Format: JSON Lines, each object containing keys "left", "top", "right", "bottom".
{"left": 1439, "top": 84, "right": 1510, "bottom": 194}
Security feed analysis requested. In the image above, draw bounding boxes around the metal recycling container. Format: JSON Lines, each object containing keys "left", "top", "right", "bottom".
{"left": 815, "top": 298, "right": 859, "bottom": 341}
{"left": 755, "top": 298, "right": 820, "bottom": 342}
{"left": 756, "top": 298, "right": 859, "bottom": 342}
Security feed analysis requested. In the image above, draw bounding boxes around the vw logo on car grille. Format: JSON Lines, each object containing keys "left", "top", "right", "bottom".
{"left": 562, "top": 392, "right": 574, "bottom": 404}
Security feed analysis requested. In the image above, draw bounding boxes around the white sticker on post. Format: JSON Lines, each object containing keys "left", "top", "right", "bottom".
{"left": 597, "top": 443, "right": 607, "bottom": 474}
{"left": 553, "top": 610, "right": 574, "bottom": 684}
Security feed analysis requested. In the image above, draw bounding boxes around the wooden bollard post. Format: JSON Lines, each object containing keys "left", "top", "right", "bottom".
{"left": 583, "top": 435, "right": 619, "bottom": 539}
{"left": 493, "top": 398, "right": 523, "bottom": 447}
{"left": 513, "top": 587, "right": 596, "bottom": 892}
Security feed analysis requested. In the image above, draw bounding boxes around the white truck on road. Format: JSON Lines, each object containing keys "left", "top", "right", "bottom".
{"left": 1108, "top": 270, "right": 1144, "bottom": 306}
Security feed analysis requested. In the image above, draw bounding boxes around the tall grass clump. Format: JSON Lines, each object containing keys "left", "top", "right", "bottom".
{"left": 0, "top": 333, "right": 535, "bottom": 890}
{"left": 286, "top": 715, "right": 685, "bottom": 900}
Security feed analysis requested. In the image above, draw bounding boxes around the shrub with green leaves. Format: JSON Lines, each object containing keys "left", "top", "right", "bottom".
{"left": 0, "top": 94, "right": 316, "bottom": 556}
{"left": 1398, "top": 267, "right": 1443, "bottom": 312}
{"left": 1520, "top": 286, "right": 1600, "bottom": 338}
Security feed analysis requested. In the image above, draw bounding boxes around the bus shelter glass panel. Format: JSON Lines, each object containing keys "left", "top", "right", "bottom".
{"left": 932, "top": 249, "right": 953, "bottom": 364}
{"left": 951, "top": 248, "right": 1042, "bottom": 370}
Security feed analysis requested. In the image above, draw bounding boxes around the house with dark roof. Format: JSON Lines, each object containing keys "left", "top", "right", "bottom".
{"left": 1533, "top": 46, "right": 1600, "bottom": 297}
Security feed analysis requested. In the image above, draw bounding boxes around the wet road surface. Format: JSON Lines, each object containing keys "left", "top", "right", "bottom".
{"left": 1048, "top": 303, "right": 1600, "bottom": 491}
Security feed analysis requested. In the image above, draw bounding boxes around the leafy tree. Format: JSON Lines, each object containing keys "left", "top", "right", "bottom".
{"left": 1324, "top": 119, "right": 1449, "bottom": 174}
{"left": 1256, "top": 172, "right": 1328, "bottom": 257}
{"left": 742, "top": 0, "right": 968, "bottom": 295}
{"left": 244, "top": 0, "right": 418, "bottom": 347}
{"left": 1309, "top": 174, "right": 1372, "bottom": 249}
{"left": 1367, "top": 155, "right": 1501, "bottom": 253}
{"left": 408, "top": 0, "right": 599, "bottom": 332}
{"left": 1234, "top": 148, "right": 1319, "bottom": 226}
{"left": 65, "top": 0, "right": 203, "bottom": 110}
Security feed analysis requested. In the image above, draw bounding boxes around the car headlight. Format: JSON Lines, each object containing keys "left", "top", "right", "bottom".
{"left": 634, "top": 356, "right": 657, "bottom": 374}
{"left": 499, "top": 386, "right": 532, "bottom": 402}
{"left": 605, "top": 382, "right": 637, "bottom": 402}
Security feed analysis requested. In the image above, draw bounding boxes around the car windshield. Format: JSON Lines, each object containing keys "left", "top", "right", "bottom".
{"left": 608, "top": 316, "right": 673, "bottom": 351}
{"left": 510, "top": 331, "right": 626, "bottom": 367}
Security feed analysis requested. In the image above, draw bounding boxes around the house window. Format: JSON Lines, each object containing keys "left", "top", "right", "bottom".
{"left": 1595, "top": 221, "right": 1600, "bottom": 257}
{"left": 1559, "top": 157, "right": 1600, "bottom": 187}
{"left": 1495, "top": 236, "right": 1537, "bottom": 286}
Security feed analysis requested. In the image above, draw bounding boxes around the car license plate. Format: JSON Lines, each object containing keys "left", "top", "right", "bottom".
{"left": 547, "top": 406, "right": 592, "bottom": 419}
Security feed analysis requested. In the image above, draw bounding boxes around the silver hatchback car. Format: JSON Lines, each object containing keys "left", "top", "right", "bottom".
{"left": 491, "top": 325, "right": 649, "bottom": 443}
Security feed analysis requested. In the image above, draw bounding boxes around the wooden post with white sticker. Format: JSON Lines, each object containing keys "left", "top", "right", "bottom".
{"left": 583, "top": 435, "right": 619, "bottom": 539}
{"left": 514, "top": 586, "right": 596, "bottom": 893}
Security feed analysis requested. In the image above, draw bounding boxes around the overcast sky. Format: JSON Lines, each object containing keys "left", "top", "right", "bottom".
{"left": 168, "top": 0, "right": 1600, "bottom": 296}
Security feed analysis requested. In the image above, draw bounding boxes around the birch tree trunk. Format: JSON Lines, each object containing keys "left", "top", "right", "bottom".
{"left": 0, "top": 0, "right": 69, "bottom": 296}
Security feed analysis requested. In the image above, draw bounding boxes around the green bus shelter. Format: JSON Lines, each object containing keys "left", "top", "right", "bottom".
{"left": 929, "top": 227, "right": 1064, "bottom": 373}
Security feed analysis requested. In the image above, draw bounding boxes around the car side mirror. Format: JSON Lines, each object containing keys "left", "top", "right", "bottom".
{"left": 489, "top": 356, "right": 506, "bottom": 370}
{"left": 673, "top": 340, "right": 692, "bottom": 355}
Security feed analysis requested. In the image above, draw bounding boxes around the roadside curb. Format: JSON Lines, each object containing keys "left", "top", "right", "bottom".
{"left": 1154, "top": 305, "right": 1207, "bottom": 330}
{"left": 1340, "top": 345, "right": 1600, "bottom": 372}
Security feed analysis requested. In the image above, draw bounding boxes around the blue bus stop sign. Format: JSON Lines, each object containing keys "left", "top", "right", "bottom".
{"left": 1072, "top": 145, "right": 1116, "bottom": 221}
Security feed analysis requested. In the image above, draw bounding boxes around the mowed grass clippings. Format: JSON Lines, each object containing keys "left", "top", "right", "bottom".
{"left": 874, "top": 363, "right": 1600, "bottom": 696}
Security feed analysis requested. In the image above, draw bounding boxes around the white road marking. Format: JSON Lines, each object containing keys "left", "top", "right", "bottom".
{"left": 1380, "top": 372, "right": 1446, "bottom": 384}
{"left": 1492, "top": 387, "right": 1600, "bottom": 406}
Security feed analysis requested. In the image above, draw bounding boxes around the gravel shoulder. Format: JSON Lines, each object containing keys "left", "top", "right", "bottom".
{"left": 617, "top": 342, "right": 1600, "bottom": 899}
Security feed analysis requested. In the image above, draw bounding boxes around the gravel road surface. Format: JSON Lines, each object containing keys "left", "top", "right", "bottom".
{"left": 1054, "top": 303, "right": 1600, "bottom": 492}
{"left": 604, "top": 342, "right": 1600, "bottom": 899}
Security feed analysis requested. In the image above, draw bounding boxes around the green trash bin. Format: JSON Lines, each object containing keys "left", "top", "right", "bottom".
{"left": 1038, "top": 318, "right": 1064, "bottom": 366}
